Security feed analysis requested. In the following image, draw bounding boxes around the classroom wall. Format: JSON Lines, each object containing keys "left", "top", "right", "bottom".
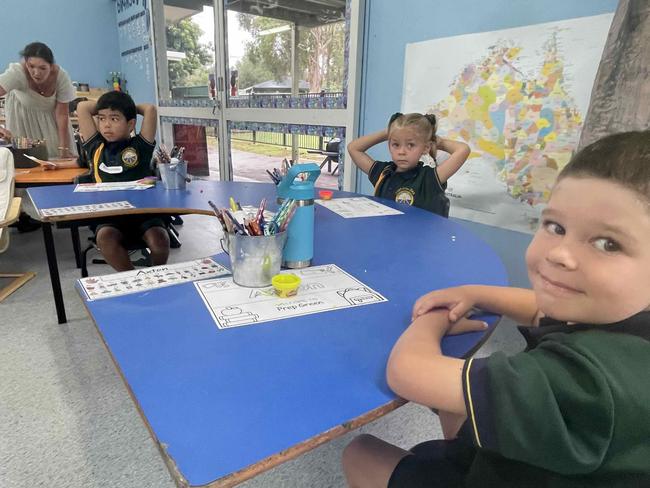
{"left": 0, "top": 0, "right": 121, "bottom": 89}
{"left": 356, "top": 0, "right": 618, "bottom": 287}
{"left": 115, "top": 0, "right": 157, "bottom": 105}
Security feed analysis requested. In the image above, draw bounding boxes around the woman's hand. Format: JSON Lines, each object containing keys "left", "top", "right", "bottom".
{"left": 42, "top": 161, "right": 59, "bottom": 171}
{"left": 0, "top": 127, "right": 13, "bottom": 142}
{"left": 412, "top": 286, "right": 478, "bottom": 323}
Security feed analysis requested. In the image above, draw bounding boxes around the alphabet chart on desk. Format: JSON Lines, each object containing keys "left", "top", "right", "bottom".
{"left": 74, "top": 181, "right": 155, "bottom": 192}
{"left": 79, "top": 258, "right": 230, "bottom": 301}
{"left": 316, "top": 197, "right": 403, "bottom": 218}
{"left": 195, "top": 264, "right": 387, "bottom": 330}
{"left": 39, "top": 201, "right": 135, "bottom": 217}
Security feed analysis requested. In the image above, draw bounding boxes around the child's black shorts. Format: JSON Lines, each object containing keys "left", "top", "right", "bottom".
{"left": 388, "top": 440, "right": 468, "bottom": 487}
{"left": 91, "top": 215, "right": 167, "bottom": 244}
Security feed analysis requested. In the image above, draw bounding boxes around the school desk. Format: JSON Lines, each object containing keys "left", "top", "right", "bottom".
{"left": 73, "top": 183, "right": 508, "bottom": 487}
{"left": 15, "top": 166, "right": 88, "bottom": 187}
{"left": 27, "top": 179, "right": 248, "bottom": 323}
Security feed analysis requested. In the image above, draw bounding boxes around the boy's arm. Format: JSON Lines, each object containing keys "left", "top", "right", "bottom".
{"left": 412, "top": 285, "right": 541, "bottom": 326}
{"left": 76, "top": 100, "right": 98, "bottom": 142}
{"left": 347, "top": 130, "right": 387, "bottom": 175}
{"left": 435, "top": 137, "right": 470, "bottom": 184}
{"left": 137, "top": 104, "right": 157, "bottom": 144}
{"left": 387, "top": 310, "right": 467, "bottom": 415}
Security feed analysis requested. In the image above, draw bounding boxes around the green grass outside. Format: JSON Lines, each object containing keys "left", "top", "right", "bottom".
{"left": 208, "top": 136, "right": 319, "bottom": 159}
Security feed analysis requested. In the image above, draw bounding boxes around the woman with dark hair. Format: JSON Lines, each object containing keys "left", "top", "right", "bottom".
{"left": 0, "top": 41, "right": 78, "bottom": 163}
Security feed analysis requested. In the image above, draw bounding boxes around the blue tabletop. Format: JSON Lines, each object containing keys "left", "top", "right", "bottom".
{"left": 76, "top": 182, "right": 508, "bottom": 486}
{"left": 27, "top": 179, "right": 278, "bottom": 218}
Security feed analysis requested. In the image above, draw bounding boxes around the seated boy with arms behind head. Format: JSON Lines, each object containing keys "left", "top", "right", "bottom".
{"left": 77, "top": 92, "right": 169, "bottom": 271}
{"left": 343, "top": 131, "right": 650, "bottom": 487}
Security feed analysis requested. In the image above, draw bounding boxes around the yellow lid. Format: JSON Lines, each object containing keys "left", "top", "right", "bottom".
{"left": 272, "top": 273, "right": 301, "bottom": 297}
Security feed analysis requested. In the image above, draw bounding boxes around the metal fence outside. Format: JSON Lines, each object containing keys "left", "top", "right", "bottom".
{"left": 231, "top": 130, "right": 336, "bottom": 152}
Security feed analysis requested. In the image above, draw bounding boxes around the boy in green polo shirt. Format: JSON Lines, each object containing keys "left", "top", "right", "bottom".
{"left": 347, "top": 112, "right": 470, "bottom": 217}
{"left": 342, "top": 131, "right": 650, "bottom": 487}
{"left": 77, "top": 92, "right": 169, "bottom": 272}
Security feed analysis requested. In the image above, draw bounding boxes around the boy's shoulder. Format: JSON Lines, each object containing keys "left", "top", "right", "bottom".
{"left": 461, "top": 311, "right": 650, "bottom": 481}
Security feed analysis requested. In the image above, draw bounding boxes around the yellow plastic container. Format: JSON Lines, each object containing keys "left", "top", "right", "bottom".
{"left": 272, "top": 273, "right": 301, "bottom": 298}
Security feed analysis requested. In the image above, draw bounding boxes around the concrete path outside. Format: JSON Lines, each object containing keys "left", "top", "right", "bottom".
{"left": 205, "top": 145, "right": 339, "bottom": 189}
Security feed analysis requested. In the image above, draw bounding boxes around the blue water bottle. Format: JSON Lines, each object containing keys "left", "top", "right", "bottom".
{"left": 276, "top": 163, "right": 321, "bottom": 268}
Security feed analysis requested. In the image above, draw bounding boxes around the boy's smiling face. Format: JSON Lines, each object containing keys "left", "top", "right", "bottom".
{"left": 526, "top": 176, "right": 650, "bottom": 324}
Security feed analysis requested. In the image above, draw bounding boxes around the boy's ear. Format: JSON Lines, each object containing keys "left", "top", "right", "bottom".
{"left": 127, "top": 118, "right": 136, "bottom": 133}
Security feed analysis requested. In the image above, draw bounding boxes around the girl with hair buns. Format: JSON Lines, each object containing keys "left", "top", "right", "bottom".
{"left": 347, "top": 112, "right": 470, "bottom": 217}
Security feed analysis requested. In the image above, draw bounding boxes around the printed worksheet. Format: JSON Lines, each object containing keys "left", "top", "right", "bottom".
{"left": 74, "top": 181, "right": 155, "bottom": 192}
{"left": 316, "top": 197, "right": 403, "bottom": 218}
{"left": 195, "top": 264, "right": 387, "bottom": 329}
{"left": 39, "top": 201, "right": 135, "bottom": 217}
{"left": 79, "top": 257, "right": 230, "bottom": 301}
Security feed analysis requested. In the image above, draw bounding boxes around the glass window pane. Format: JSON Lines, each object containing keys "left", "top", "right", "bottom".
{"left": 229, "top": 121, "right": 343, "bottom": 189}
{"left": 226, "top": 0, "right": 347, "bottom": 108}
{"left": 161, "top": 2, "right": 215, "bottom": 101}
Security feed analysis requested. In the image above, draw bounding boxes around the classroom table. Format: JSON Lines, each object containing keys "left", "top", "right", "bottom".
{"left": 70, "top": 181, "right": 508, "bottom": 487}
{"left": 28, "top": 179, "right": 252, "bottom": 323}
{"left": 15, "top": 166, "right": 88, "bottom": 187}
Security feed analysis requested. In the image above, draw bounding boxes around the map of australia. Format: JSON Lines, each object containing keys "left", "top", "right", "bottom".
{"left": 402, "top": 14, "right": 613, "bottom": 233}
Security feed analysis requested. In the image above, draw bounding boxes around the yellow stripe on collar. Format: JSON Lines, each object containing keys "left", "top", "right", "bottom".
{"left": 93, "top": 142, "right": 105, "bottom": 183}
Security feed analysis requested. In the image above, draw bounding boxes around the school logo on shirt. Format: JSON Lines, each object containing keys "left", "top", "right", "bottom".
{"left": 121, "top": 147, "right": 139, "bottom": 168}
{"left": 395, "top": 188, "right": 415, "bottom": 206}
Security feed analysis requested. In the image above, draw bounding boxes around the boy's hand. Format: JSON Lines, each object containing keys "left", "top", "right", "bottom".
{"left": 446, "top": 316, "right": 488, "bottom": 335}
{"left": 412, "top": 286, "right": 476, "bottom": 322}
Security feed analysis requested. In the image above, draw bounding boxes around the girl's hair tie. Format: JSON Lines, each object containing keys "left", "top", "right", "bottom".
{"left": 388, "top": 112, "right": 403, "bottom": 125}
{"left": 425, "top": 113, "right": 437, "bottom": 127}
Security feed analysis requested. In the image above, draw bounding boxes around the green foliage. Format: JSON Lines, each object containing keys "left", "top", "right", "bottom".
{"left": 166, "top": 19, "right": 213, "bottom": 87}
{"left": 234, "top": 13, "right": 344, "bottom": 93}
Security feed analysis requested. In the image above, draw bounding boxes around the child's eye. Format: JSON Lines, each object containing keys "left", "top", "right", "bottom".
{"left": 593, "top": 237, "right": 621, "bottom": 253}
{"left": 542, "top": 220, "right": 565, "bottom": 235}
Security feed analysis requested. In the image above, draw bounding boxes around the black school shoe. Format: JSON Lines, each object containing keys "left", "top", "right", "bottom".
{"left": 10, "top": 212, "right": 42, "bottom": 233}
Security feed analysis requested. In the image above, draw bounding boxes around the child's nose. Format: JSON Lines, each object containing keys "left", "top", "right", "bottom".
{"left": 546, "top": 243, "right": 578, "bottom": 270}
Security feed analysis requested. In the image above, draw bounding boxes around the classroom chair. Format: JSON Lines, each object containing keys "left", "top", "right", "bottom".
{"left": 307, "top": 138, "right": 341, "bottom": 175}
{"left": 0, "top": 148, "right": 36, "bottom": 301}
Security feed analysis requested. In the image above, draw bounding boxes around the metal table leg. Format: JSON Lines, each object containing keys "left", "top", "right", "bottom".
{"left": 42, "top": 222, "right": 67, "bottom": 324}
{"left": 70, "top": 224, "right": 82, "bottom": 269}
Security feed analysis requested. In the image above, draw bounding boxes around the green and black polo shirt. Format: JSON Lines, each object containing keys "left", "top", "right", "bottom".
{"left": 81, "top": 132, "right": 155, "bottom": 183}
{"left": 460, "top": 311, "right": 650, "bottom": 487}
{"left": 368, "top": 161, "right": 449, "bottom": 217}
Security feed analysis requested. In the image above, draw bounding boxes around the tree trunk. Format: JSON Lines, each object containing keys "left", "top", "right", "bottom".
{"left": 578, "top": 0, "right": 650, "bottom": 149}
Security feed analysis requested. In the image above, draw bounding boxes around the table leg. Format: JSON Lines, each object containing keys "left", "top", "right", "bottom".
{"left": 42, "top": 222, "right": 67, "bottom": 324}
{"left": 70, "top": 225, "right": 82, "bottom": 269}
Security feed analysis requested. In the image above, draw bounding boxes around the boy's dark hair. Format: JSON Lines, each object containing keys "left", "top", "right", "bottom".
{"left": 558, "top": 131, "right": 650, "bottom": 203}
{"left": 20, "top": 42, "right": 54, "bottom": 64}
{"left": 96, "top": 91, "right": 137, "bottom": 121}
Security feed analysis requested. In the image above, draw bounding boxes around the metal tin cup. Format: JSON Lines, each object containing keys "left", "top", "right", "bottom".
{"left": 159, "top": 159, "right": 188, "bottom": 190}
{"left": 221, "top": 231, "right": 288, "bottom": 287}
